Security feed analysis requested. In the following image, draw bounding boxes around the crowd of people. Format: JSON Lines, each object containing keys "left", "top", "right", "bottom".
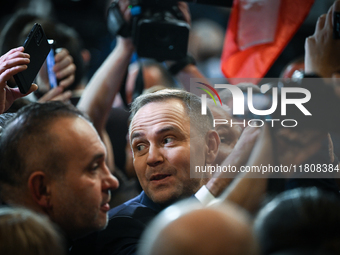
{"left": 0, "top": 0, "right": 340, "bottom": 254}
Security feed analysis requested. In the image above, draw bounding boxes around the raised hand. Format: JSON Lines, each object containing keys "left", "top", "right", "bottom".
{"left": 0, "top": 46, "right": 37, "bottom": 113}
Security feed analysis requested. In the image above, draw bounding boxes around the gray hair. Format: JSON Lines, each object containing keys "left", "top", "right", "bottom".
{"left": 130, "top": 89, "right": 214, "bottom": 136}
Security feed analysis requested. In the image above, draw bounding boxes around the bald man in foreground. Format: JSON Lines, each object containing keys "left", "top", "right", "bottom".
{"left": 138, "top": 199, "right": 259, "bottom": 255}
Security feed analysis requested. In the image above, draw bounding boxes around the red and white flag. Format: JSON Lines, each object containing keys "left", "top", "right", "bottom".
{"left": 221, "top": 0, "right": 315, "bottom": 84}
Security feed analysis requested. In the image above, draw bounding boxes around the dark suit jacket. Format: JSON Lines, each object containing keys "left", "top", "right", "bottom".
{"left": 70, "top": 191, "right": 164, "bottom": 255}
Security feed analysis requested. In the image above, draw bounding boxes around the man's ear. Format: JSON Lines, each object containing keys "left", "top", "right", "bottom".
{"left": 28, "top": 171, "right": 52, "bottom": 209}
{"left": 205, "top": 130, "right": 220, "bottom": 164}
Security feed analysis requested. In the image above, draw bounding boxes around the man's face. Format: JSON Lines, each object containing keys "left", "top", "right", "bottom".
{"left": 48, "top": 117, "right": 119, "bottom": 239}
{"left": 130, "top": 99, "right": 205, "bottom": 205}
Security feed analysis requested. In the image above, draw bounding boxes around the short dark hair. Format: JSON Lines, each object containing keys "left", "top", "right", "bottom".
{"left": 254, "top": 188, "right": 340, "bottom": 255}
{"left": 129, "top": 89, "right": 214, "bottom": 136}
{"left": 0, "top": 102, "right": 86, "bottom": 198}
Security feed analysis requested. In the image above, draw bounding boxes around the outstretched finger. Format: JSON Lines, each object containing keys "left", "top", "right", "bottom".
{"left": 38, "top": 86, "right": 63, "bottom": 103}
{"left": 10, "top": 83, "right": 38, "bottom": 99}
{"left": 0, "top": 56, "right": 30, "bottom": 75}
{"left": 0, "top": 65, "right": 28, "bottom": 86}
{"left": 50, "top": 90, "right": 73, "bottom": 102}
{"left": 178, "top": 2, "right": 191, "bottom": 25}
{"left": 315, "top": 14, "right": 326, "bottom": 34}
{"left": 55, "top": 63, "right": 76, "bottom": 83}
{"left": 54, "top": 48, "right": 68, "bottom": 63}
{"left": 0, "top": 46, "right": 25, "bottom": 61}
{"left": 53, "top": 54, "right": 73, "bottom": 73}
{"left": 59, "top": 74, "right": 75, "bottom": 88}
{"left": 326, "top": 3, "right": 334, "bottom": 28}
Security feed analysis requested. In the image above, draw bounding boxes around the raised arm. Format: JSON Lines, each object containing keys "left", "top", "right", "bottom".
{"left": 77, "top": 38, "right": 134, "bottom": 132}
{"left": 77, "top": 0, "right": 134, "bottom": 132}
{"left": 305, "top": 0, "right": 340, "bottom": 77}
{"left": 77, "top": 0, "right": 134, "bottom": 171}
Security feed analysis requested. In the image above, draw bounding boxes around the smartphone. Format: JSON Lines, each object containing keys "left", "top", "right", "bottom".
{"left": 334, "top": 11, "right": 340, "bottom": 39}
{"left": 13, "top": 23, "right": 50, "bottom": 94}
{"left": 46, "top": 39, "right": 58, "bottom": 89}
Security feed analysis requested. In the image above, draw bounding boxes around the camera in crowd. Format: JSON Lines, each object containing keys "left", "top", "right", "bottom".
{"left": 107, "top": 0, "right": 232, "bottom": 61}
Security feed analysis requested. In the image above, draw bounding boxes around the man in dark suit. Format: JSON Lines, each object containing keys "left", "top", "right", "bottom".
{"left": 0, "top": 101, "right": 119, "bottom": 250}
{"left": 71, "top": 88, "right": 221, "bottom": 255}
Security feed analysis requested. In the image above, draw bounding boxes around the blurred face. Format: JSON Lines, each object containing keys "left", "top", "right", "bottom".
{"left": 125, "top": 63, "right": 166, "bottom": 104}
{"left": 48, "top": 117, "right": 119, "bottom": 239}
{"left": 130, "top": 99, "right": 205, "bottom": 205}
{"left": 209, "top": 104, "right": 241, "bottom": 165}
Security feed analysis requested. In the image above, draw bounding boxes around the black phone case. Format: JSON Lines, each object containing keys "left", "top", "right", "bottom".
{"left": 13, "top": 23, "right": 50, "bottom": 94}
{"left": 334, "top": 12, "right": 340, "bottom": 39}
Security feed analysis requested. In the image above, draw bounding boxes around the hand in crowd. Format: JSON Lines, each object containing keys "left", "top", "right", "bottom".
{"left": 53, "top": 48, "right": 76, "bottom": 88}
{"left": 217, "top": 124, "right": 273, "bottom": 213}
{"left": 117, "top": 0, "right": 131, "bottom": 23}
{"left": 38, "top": 86, "right": 72, "bottom": 103}
{"left": 218, "top": 122, "right": 329, "bottom": 213}
{"left": 206, "top": 126, "right": 261, "bottom": 197}
{"left": 114, "top": 0, "right": 134, "bottom": 51}
{"left": 274, "top": 128, "right": 328, "bottom": 170}
{"left": 38, "top": 48, "right": 75, "bottom": 103}
{"left": 305, "top": 0, "right": 340, "bottom": 77}
{"left": 221, "top": 125, "right": 261, "bottom": 169}
{"left": 240, "top": 125, "right": 328, "bottom": 178}
{"left": 177, "top": 2, "right": 191, "bottom": 25}
{"left": 0, "top": 46, "right": 38, "bottom": 114}
{"left": 116, "top": 0, "right": 190, "bottom": 24}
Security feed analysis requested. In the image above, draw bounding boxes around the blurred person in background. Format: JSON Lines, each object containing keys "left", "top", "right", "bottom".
{"left": 0, "top": 207, "right": 66, "bottom": 255}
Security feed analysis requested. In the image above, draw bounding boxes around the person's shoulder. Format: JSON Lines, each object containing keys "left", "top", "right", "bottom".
{"left": 108, "top": 191, "right": 161, "bottom": 225}
{"left": 108, "top": 192, "right": 147, "bottom": 218}
{"left": 95, "top": 193, "right": 159, "bottom": 255}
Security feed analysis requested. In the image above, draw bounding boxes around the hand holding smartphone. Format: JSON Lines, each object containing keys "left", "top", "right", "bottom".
{"left": 13, "top": 23, "right": 50, "bottom": 94}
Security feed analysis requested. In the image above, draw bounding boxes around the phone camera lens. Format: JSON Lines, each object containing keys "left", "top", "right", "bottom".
{"left": 35, "top": 30, "right": 43, "bottom": 45}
